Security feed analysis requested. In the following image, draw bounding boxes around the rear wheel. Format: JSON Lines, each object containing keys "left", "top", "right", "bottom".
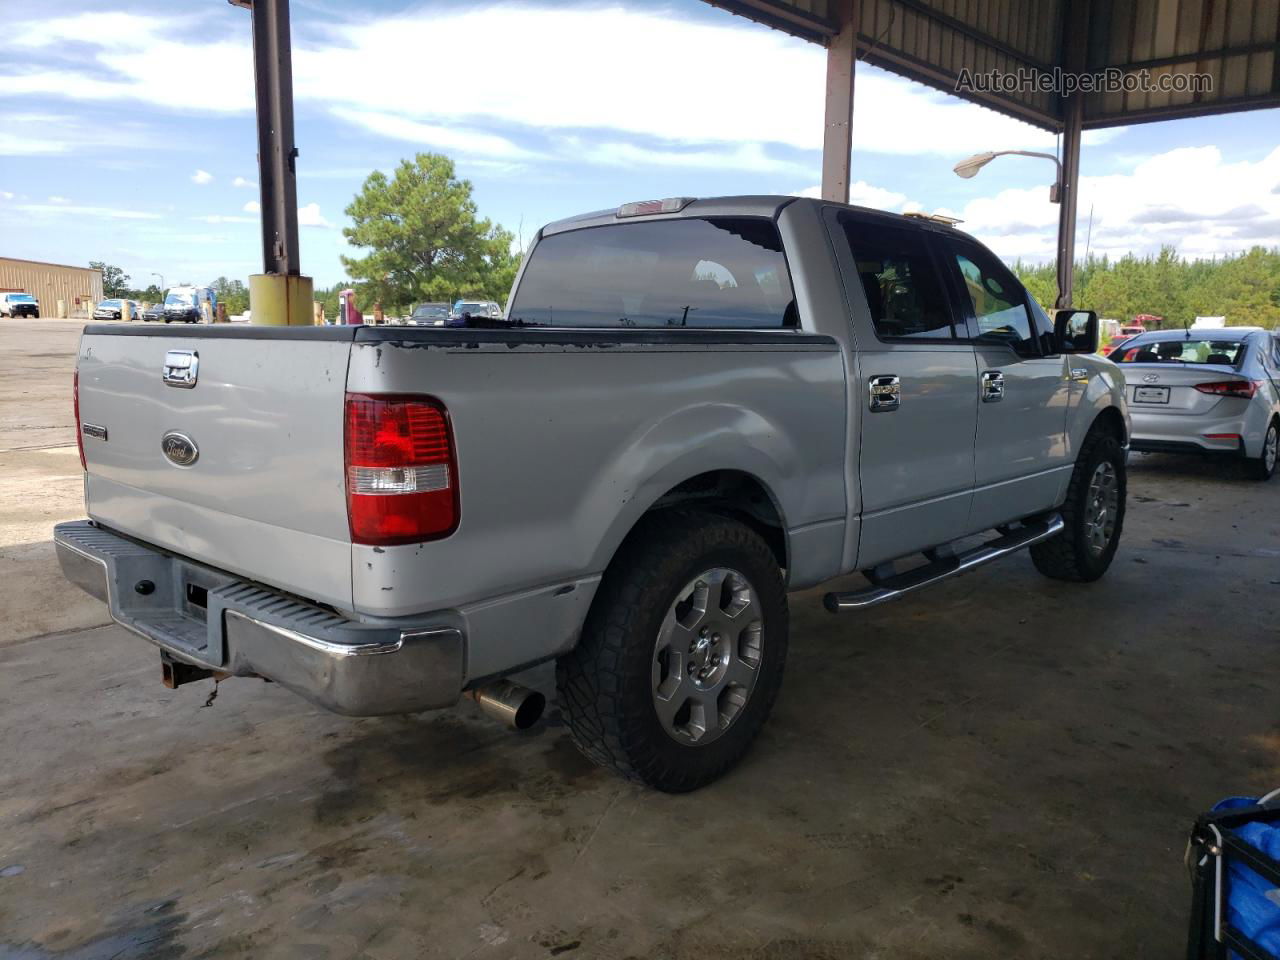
{"left": 1031, "top": 426, "right": 1126, "bottom": 582}
{"left": 1249, "top": 419, "right": 1279, "bottom": 482}
{"left": 556, "top": 509, "right": 788, "bottom": 792}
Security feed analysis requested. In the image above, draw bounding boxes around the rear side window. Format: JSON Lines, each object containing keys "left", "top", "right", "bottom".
{"left": 508, "top": 217, "right": 795, "bottom": 328}
{"left": 840, "top": 220, "right": 954, "bottom": 340}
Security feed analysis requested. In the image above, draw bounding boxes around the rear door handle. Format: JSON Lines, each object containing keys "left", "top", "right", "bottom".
{"left": 981, "top": 370, "right": 1005, "bottom": 403}
{"left": 868, "top": 375, "right": 900, "bottom": 412}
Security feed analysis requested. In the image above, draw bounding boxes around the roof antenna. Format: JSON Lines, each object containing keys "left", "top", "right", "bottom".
{"left": 1184, "top": 318, "right": 1191, "bottom": 340}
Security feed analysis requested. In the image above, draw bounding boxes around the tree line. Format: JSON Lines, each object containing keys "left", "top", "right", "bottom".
{"left": 1013, "top": 245, "right": 1280, "bottom": 329}
{"left": 89, "top": 262, "right": 251, "bottom": 317}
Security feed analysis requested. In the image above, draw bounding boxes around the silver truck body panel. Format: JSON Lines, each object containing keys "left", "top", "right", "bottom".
{"left": 346, "top": 334, "right": 849, "bottom": 620}
{"left": 77, "top": 332, "right": 355, "bottom": 609}
{"left": 63, "top": 195, "right": 1132, "bottom": 717}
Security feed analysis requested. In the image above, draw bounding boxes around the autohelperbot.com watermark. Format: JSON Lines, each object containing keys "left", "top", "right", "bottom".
{"left": 956, "top": 67, "right": 1213, "bottom": 97}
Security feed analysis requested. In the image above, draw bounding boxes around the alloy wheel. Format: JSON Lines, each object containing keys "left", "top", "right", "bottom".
{"left": 652, "top": 567, "right": 764, "bottom": 746}
{"left": 1084, "top": 461, "right": 1119, "bottom": 557}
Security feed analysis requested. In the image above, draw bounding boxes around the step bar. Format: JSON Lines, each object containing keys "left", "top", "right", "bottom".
{"left": 824, "top": 514, "right": 1064, "bottom": 613}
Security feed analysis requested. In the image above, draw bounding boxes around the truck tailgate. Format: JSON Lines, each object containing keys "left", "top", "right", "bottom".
{"left": 77, "top": 326, "right": 357, "bottom": 609}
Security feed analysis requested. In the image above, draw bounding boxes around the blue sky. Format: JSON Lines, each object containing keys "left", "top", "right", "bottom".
{"left": 1, "top": 0, "right": 1278, "bottom": 290}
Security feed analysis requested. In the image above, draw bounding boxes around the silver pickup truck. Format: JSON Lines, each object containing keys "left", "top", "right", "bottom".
{"left": 56, "top": 196, "right": 1129, "bottom": 792}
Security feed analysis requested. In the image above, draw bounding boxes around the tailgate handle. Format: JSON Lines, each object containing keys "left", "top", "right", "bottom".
{"left": 163, "top": 350, "right": 199, "bottom": 389}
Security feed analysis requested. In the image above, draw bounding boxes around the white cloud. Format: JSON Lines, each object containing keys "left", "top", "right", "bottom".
{"left": 0, "top": 190, "right": 12, "bottom": 200}
{"left": 795, "top": 180, "right": 911, "bottom": 210}
{"left": 242, "top": 200, "right": 260, "bottom": 213}
{"left": 585, "top": 141, "right": 811, "bottom": 177}
{"left": 330, "top": 108, "right": 539, "bottom": 160}
{"left": 0, "top": 6, "right": 1115, "bottom": 159}
{"left": 0, "top": 112, "right": 148, "bottom": 156}
{"left": 191, "top": 169, "right": 213, "bottom": 185}
{"left": 16, "top": 202, "right": 161, "bottom": 220}
{"left": 192, "top": 214, "right": 254, "bottom": 224}
{"left": 957, "top": 144, "right": 1280, "bottom": 261}
{"left": 297, "top": 202, "right": 332, "bottom": 229}
{"left": 232, "top": 176, "right": 256, "bottom": 188}
{"left": 47, "top": 195, "right": 70, "bottom": 204}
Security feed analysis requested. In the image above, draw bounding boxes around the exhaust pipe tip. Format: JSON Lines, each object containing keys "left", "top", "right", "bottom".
{"left": 467, "top": 680, "right": 546, "bottom": 730}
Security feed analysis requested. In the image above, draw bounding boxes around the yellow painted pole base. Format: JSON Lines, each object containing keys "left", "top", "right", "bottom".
{"left": 248, "top": 274, "right": 316, "bottom": 326}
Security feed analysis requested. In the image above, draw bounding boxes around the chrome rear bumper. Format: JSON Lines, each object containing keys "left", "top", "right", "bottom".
{"left": 53, "top": 520, "right": 464, "bottom": 716}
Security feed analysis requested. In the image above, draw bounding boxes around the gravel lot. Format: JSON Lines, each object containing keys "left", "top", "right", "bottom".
{"left": 1, "top": 317, "right": 1277, "bottom": 959}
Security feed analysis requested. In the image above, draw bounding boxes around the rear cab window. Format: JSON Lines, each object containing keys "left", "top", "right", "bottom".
{"left": 509, "top": 217, "right": 796, "bottom": 328}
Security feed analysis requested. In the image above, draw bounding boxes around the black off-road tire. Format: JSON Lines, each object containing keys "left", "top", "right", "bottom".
{"left": 1030, "top": 426, "right": 1127, "bottom": 582}
{"left": 556, "top": 509, "right": 788, "bottom": 793}
{"left": 1246, "top": 419, "right": 1278, "bottom": 482}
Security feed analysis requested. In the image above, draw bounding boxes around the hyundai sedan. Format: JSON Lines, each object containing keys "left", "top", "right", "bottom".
{"left": 1113, "top": 327, "right": 1280, "bottom": 480}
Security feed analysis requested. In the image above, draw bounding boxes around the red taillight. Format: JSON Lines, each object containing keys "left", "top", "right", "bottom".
{"left": 344, "top": 393, "right": 458, "bottom": 545}
{"left": 73, "top": 369, "right": 86, "bottom": 470}
{"left": 1194, "top": 380, "right": 1258, "bottom": 399}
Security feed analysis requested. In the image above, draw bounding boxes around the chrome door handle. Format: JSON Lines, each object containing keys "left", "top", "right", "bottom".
{"left": 868, "top": 375, "right": 901, "bottom": 412}
{"left": 981, "top": 370, "right": 1005, "bottom": 403}
{"left": 1069, "top": 366, "right": 1090, "bottom": 382}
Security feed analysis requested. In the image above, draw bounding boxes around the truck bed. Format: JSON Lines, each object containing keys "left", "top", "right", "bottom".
{"left": 75, "top": 323, "right": 849, "bottom": 680}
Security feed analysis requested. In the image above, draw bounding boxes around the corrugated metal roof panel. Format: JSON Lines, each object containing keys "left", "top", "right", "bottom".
{"left": 702, "top": 0, "right": 1280, "bottom": 131}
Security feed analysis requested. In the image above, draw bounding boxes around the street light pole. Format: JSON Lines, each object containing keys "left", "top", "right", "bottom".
{"left": 151, "top": 272, "right": 164, "bottom": 295}
{"left": 953, "top": 148, "right": 1072, "bottom": 307}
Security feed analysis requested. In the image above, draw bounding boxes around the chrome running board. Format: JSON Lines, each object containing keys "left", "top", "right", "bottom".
{"left": 823, "top": 514, "right": 1064, "bottom": 612}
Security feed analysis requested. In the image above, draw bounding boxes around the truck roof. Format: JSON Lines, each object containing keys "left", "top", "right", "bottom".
{"left": 539, "top": 195, "right": 974, "bottom": 241}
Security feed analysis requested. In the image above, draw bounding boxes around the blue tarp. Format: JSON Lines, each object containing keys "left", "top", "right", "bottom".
{"left": 1214, "top": 796, "right": 1280, "bottom": 957}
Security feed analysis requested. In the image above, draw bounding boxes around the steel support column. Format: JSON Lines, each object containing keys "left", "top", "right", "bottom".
{"left": 1055, "top": 96, "right": 1082, "bottom": 309}
{"left": 247, "top": 0, "right": 301, "bottom": 276}
{"left": 1055, "top": 0, "right": 1088, "bottom": 309}
{"left": 821, "top": 0, "right": 858, "bottom": 203}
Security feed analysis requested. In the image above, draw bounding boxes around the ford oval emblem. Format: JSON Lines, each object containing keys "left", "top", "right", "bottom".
{"left": 161, "top": 431, "right": 199, "bottom": 467}
{"left": 1142, "top": 374, "right": 1160, "bottom": 383}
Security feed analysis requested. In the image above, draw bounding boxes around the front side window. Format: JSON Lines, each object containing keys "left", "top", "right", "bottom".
{"left": 509, "top": 217, "right": 795, "bottom": 328}
{"left": 949, "top": 243, "right": 1034, "bottom": 351}
{"left": 841, "top": 220, "right": 953, "bottom": 340}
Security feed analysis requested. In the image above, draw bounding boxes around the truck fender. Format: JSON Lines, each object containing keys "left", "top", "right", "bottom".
{"left": 579, "top": 402, "right": 797, "bottom": 578}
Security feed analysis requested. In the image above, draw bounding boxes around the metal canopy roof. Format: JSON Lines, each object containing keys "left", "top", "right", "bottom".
{"left": 705, "top": 0, "right": 1280, "bottom": 130}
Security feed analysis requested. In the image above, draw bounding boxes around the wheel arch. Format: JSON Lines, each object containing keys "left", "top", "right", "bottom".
{"left": 601, "top": 469, "right": 791, "bottom": 578}
{"left": 1090, "top": 404, "right": 1128, "bottom": 443}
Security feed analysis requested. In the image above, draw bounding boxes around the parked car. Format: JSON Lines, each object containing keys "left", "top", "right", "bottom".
{"left": 92, "top": 298, "right": 143, "bottom": 321}
{"left": 1113, "top": 327, "right": 1280, "bottom": 480}
{"left": 0, "top": 292, "right": 40, "bottom": 318}
{"left": 55, "top": 196, "right": 1129, "bottom": 791}
{"left": 448, "top": 300, "right": 503, "bottom": 325}
{"left": 141, "top": 303, "right": 167, "bottom": 323}
{"left": 408, "top": 303, "right": 450, "bottom": 326}
{"left": 163, "top": 285, "right": 216, "bottom": 323}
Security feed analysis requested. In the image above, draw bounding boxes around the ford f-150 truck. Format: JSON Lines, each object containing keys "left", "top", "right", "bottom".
{"left": 55, "top": 196, "right": 1130, "bottom": 792}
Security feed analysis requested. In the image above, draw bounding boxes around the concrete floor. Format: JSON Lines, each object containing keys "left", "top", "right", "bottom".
{"left": 2, "top": 318, "right": 1278, "bottom": 959}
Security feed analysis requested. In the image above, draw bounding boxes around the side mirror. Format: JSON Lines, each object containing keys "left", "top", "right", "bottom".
{"left": 1053, "top": 309, "right": 1098, "bottom": 354}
